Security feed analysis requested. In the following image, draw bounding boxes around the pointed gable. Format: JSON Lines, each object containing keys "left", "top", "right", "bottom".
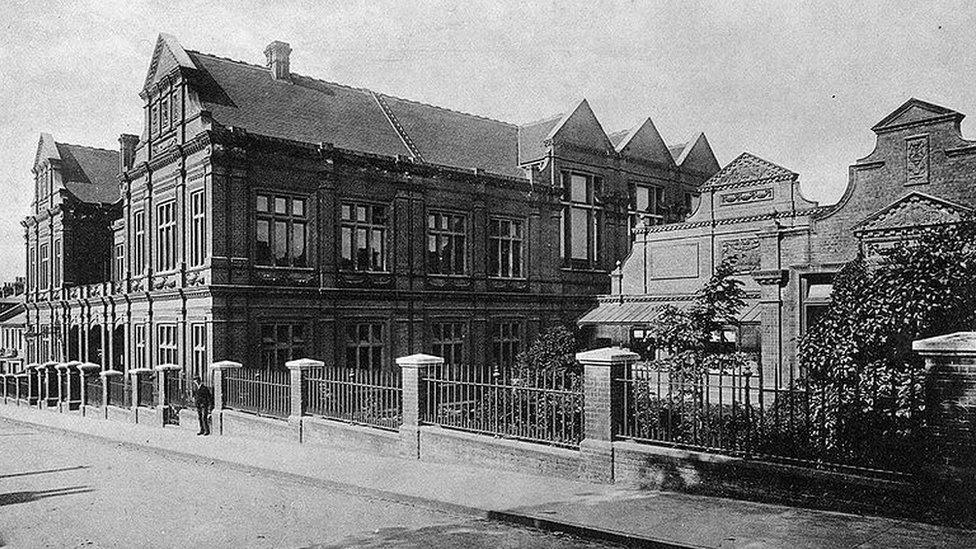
{"left": 676, "top": 133, "right": 720, "bottom": 176}
{"left": 546, "top": 99, "right": 613, "bottom": 154}
{"left": 702, "top": 152, "right": 796, "bottom": 189}
{"left": 871, "top": 98, "right": 962, "bottom": 133}
{"left": 143, "top": 33, "right": 197, "bottom": 93}
{"left": 853, "top": 192, "right": 973, "bottom": 233}
{"left": 33, "top": 133, "right": 60, "bottom": 172}
{"left": 615, "top": 118, "right": 675, "bottom": 166}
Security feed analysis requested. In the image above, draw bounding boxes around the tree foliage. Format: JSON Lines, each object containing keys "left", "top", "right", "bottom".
{"left": 799, "top": 219, "right": 976, "bottom": 464}
{"left": 514, "top": 325, "right": 580, "bottom": 377}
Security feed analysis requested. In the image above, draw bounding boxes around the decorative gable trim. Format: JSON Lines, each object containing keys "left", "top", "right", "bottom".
{"left": 853, "top": 192, "right": 973, "bottom": 234}
{"left": 871, "top": 98, "right": 963, "bottom": 134}
{"left": 701, "top": 152, "right": 796, "bottom": 190}
{"left": 142, "top": 33, "right": 197, "bottom": 94}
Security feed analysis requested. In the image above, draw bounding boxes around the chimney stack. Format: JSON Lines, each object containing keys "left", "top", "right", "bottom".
{"left": 264, "top": 41, "right": 292, "bottom": 81}
{"left": 119, "top": 134, "right": 139, "bottom": 172}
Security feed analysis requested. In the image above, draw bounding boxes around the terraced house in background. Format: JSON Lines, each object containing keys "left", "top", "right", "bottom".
{"left": 22, "top": 33, "right": 719, "bottom": 377}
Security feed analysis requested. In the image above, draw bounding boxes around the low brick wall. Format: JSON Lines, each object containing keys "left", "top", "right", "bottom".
{"left": 418, "top": 426, "right": 583, "bottom": 480}
{"left": 105, "top": 405, "right": 132, "bottom": 423}
{"left": 301, "top": 416, "right": 399, "bottom": 456}
{"left": 613, "top": 440, "right": 920, "bottom": 518}
{"left": 134, "top": 406, "right": 160, "bottom": 426}
{"left": 82, "top": 404, "right": 102, "bottom": 419}
{"left": 219, "top": 410, "right": 295, "bottom": 443}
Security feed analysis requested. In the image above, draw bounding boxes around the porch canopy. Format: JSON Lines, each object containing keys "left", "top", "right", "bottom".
{"left": 578, "top": 299, "right": 760, "bottom": 325}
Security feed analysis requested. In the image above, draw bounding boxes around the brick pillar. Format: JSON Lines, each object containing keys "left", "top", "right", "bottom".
{"left": 26, "top": 364, "right": 38, "bottom": 406}
{"left": 285, "top": 358, "right": 323, "bottom": 443}
{"left": 209, "top": 360, "right": 242, "bottom": 435}
{"left": 56, "top": 363, "right": 69, "bottom": 412}
{"left": 576, "top": 347, "right": 639, "bottom": 483}
{"left": 396, "top": 353, "right": 442, "bottom": 459}
{"left": 79, "top": 362, "right": 100, "bottom": 416}
{"left": 63, "top": 361, "right": 82, "bottom": 411}
{"left": 914, "top": 332, "right": 976, "bottom": 469}
{"left": 100, "top": 370, "right": 122, "bottom": 420}
{"left": 16, "top": 372, "right": 27, "bottom": 405}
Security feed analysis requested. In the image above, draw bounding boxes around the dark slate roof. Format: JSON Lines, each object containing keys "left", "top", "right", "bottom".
{"left": 55, "top": 143, "right": 120, "bottom": 204}
{"left": 607, "top": 129, "right": 629, "bottom": 148}
{"left": 517, "top": 114, "right": 562, "bottom": 164}
{"left": 667, "top": 142, "right": 687, "bottom": 161}
{"left": 186, "top": 51, "right": 523, "bottom": 177}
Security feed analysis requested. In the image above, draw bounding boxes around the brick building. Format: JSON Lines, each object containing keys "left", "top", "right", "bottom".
{"left": 581, "top": 98, "right": 976, "bottom": 387}
{"left": 23, "top": 34, "right": 719, "bottom": 377}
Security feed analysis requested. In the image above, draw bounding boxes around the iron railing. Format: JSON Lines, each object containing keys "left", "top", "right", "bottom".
{"left": 106, "top": 376, "right": 130, "bottom": 408}
{"left": 18, "top": 375, "right": 29, "bottom": 401}
{"left": 136, "top": 374, "right": 156, "bottom": 408}
{"left": 164, "top": 372, "right": 189, "bottom": 408}
{"left": 616, "top": 360, "right": 920, "bottom": 475}
{"left": 423, "top": 364, "right": 584, "bottom": 449}
{"left": 303, "top": 367, "right": 402, "bottom": 431}
{"left": 222, "top": 368, "right": 290, "bottom": 419}
{"left": 84, "top": 375, "right": 102, "bottom": 407}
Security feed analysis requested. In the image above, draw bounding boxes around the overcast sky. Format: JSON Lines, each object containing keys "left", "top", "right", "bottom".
{"left": 1, "top": 0, "right": 975, "bottom": 281}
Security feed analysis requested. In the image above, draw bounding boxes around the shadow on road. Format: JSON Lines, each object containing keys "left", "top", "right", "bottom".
{"left": 0, "top": 465, "right": 90, "bottom": 480}
{"left": 0, "top": 486, "right": 94, "bottom": 506}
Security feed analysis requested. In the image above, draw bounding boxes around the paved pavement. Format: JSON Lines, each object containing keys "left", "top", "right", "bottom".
{"left": 1, "top": 403, "right": 974, "bottom": 548}
{"left": 0, "top": 419, "right": 617, "bottom": 548}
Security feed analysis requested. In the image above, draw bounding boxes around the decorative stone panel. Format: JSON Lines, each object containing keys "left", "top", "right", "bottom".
{"left": 720, "top": 188, "right": 773, "bottom": 206}
{"left": 905, "top": 134, "right": 930, "bottom": 185}
{"left": 721, "top": 237, "right": 761, "bottom": 273}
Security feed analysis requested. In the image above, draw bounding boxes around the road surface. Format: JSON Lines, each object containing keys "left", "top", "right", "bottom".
{"left": 0, "top": 419, "right": 618, "bottom": 548}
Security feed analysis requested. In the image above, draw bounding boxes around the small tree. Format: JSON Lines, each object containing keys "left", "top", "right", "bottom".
{"left": 513, "top": 325, "right": 580, "bottom": 379}
{"left": 799, "top": 219, "right": 976, "bottom": 467}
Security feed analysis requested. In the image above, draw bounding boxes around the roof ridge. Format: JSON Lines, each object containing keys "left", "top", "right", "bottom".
{"left": 518, "top": 112, "right": 565, "bottom": 128}
{"left": 188, "top": 49, "right": 518, "bottom": 128}
{"left": 57, "top": 142, "right": 118, "bottom": 155}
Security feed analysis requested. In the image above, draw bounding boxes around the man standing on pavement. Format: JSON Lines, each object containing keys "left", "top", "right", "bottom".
{"left": 193, "top": 375, "right": 213, "bottom": 436}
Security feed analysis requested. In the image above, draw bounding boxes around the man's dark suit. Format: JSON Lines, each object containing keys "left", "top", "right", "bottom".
{"left": 193, "top": 383, "right": 214, "bottom": 435}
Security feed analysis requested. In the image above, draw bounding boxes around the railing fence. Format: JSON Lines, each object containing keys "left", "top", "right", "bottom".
{"left": 85, "top": 375, "right": 103, "bottom": 407}
{"left": 303, "top": 366, "right": 402, "bottom": 431}
{"left": 222, "top": 368, "right": 290, "bottom": 419}
{"left": 423, "top": 363, "right": 584, "bottom": 449}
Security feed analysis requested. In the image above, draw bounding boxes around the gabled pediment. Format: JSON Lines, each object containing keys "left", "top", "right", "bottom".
{"left": 702, "top": 152, "right": 795, "bottom": 189}
{"left": 615, "top": 118, "right": 675, "bottom": 166}
{"left": 871, "top": 98, "right": 962, "bottom": 133}
{"left": 547, "top": 99, "right": 613, "bottom": 153}
{"left": 33, "top": 133, "right": 60, "bottom": 173}
{"left": 676, "top": 133, "right": 720, "bottom": 175}
{"left": 143, "top": 33, "right": 196, "bottom": 93}
{"left": 854, "top": 192, "right": 973, "bottom": 233}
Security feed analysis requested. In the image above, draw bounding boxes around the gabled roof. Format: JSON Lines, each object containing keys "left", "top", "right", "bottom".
{"left": 871, "top": 98, "right": 963, "bottom": 133}
{"left": 675, "top": 133, "right": 720, "bottom": 175}
{"left": 702, "top": 152, "right": 796, "bottom": 189}
{"left": 544, "top": 99, "right": 614, "bottom": 153}
{"left": 518, "top": 114, "right": 563, "bottom": 164}
{"left": 33, "top": 133, "right": 60, "bottom": 171}
{"left": 181, "top": 48, "right": 523, "bottom": 177}
{"left": 55, "top": 143, "right": 120, "bottom": 204}
{"left": 853, "top": 192, "right": 973, "bottom": 233}
{"left": 144, "top": 33, "right": 197, "bottom": 92}
{"left": 615, "top": 118, "right": 675, "bottom": 166}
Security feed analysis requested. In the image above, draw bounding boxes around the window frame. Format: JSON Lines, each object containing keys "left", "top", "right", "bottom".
{"left": 344, "top": 322, "right": 385, "bottom": 370}
{"left": 339, "top": 201, "right": 389, "bottom": 273}
{"left": 53, "top": 239, "right": 61, "bottom": 288}
{"left": 191, "top": 323, "right": 207, "bottom": 379}
{"left": 259, "top": 322, "right": 307, "bottom": 371}
{"left": 189, "top": 189, "right": 206, "bottom": 268}
{"left": 255, "top": 192, "right": 308, "bottom": 268}
{"left": 132, "top": 209, "right": 146, "bottom": 276}
{"left": 629, "top": 183, "right": 665, "bottom": 234}
{"left": 491, "top": 320, "right": 522, "bottom": 370}
{"left": 426, "top": 210, "right": 468, "bottom": 276}
{"left": 560, "top": 171, "right": 603, "bottom": 268}
{"left": 431, "top": 321, "right": 466, "bottom": 366}
{"left": 155, "top": 200, "right": 177, "bottom": 272}
{"left": 38, "top": 243, "right": 49, "bottom": 291}
{"left": 156, "top": 324, "right": 178, "bottom": 366}
{"left": 487, "top": 216, "right": 526, "bottom": 279}
{"left": 133, "top": 324, "right": 146, "bottom": 370}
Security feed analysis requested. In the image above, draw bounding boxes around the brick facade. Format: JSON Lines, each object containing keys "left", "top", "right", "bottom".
{"left": 583, "top": 98, "right": 976, "bottom": 386}
{"left": 22, "top": 34, "right": 719, "bottom": 379}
